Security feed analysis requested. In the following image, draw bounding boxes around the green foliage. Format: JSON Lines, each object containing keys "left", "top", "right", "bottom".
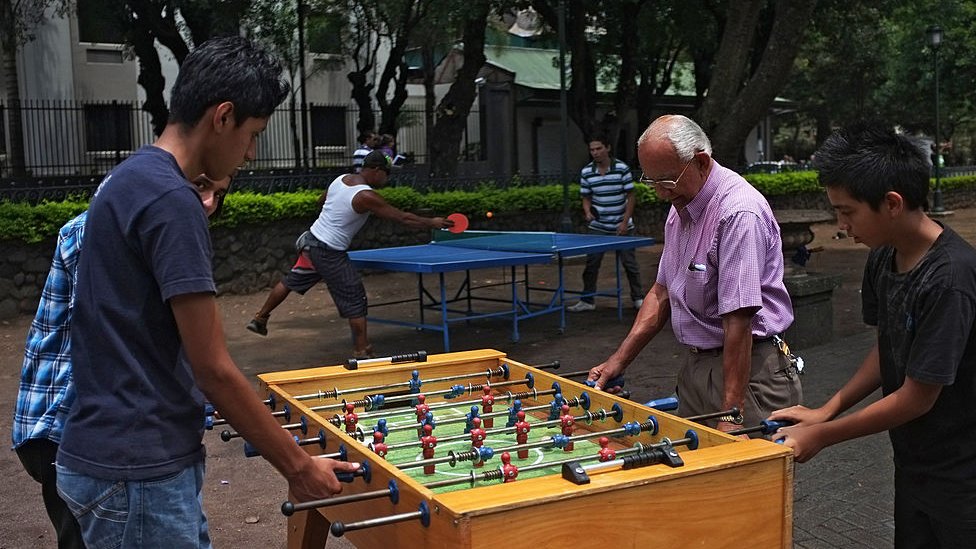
{"left": 0, "top": 199, "right": 88, "bottom": 243}
{"left": 7, "top": 172, "right": 976, "bottom": 243}
{"left": 210, "top": 190, "right": 323, "bottom": 228}
{"left": 742, "top": 171, "right": 822, "bottom": 195}
{"left": 938, "top": 175, "right": 976, "bottom": 192}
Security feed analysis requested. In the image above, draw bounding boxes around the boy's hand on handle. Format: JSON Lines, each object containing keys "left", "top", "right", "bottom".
{"left": 287, "top": 457, "right": 362, "bottom": 501}
{"left": 767, "top": 405, "right": 833, "bottom": 463}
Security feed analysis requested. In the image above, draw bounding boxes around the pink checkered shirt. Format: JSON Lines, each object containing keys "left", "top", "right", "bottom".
{"left": 656, "top": 160, "right": 793, "bottom": 348}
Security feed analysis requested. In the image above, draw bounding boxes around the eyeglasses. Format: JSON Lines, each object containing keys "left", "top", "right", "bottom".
{"left": 639, "top": 156, "right": 696, "bottom": 190}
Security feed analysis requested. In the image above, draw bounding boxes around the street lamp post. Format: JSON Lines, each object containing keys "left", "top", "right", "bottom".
{"left": 927, "top": 24, "right": 945, "bottom": 213}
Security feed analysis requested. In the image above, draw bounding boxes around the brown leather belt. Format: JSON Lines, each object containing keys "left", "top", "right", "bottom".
{"left": 688, "top": 336, "right": 776, "bottom": 355}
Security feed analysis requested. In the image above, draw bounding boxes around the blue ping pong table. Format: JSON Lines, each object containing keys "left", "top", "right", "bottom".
{"left": 348, "top": 231, "right": 654, "bottom": 351}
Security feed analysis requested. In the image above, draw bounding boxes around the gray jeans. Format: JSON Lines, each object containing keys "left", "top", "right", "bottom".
{"left": 580, "top": 227, "right": 643, "bottom": 303}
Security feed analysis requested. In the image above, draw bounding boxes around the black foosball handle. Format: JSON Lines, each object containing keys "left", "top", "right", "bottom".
{"left": 731, "top": 419, "right": 793, "bottom": 438}
{"left": 335, "top": 460, "right": 372, "bottom": 484}
{"left": 584, "top": 375, "right": 625, "bottom": 390}
{"left": 346, "top": 351, "right": 428, "bottom": 370}
{"left": 533, "top": 360, "right": 561, "bottom": 371}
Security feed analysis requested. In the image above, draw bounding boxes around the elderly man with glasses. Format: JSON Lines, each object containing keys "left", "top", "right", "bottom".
{"left": 587, "top": 114, "right": 802, "bottom": 433}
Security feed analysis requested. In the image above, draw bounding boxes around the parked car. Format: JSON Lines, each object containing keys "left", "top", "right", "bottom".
{"left": 742, "top": 161, "right": 800, "bottom": 174}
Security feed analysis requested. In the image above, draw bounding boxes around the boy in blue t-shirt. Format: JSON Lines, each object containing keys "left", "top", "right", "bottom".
{"left": 770, "top": 123, "right": 976, "bottom": 546}
{"left": 55, "top": 36, "right": 360, "bottom": 547}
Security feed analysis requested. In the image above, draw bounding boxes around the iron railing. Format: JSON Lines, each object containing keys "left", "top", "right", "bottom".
{"left": 0, "top": 99, "right": 483, "bottom": 178}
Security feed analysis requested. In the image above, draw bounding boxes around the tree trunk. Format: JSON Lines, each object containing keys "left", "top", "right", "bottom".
{"left": 1, "top": 38, "right": 26, "bottom": 176}
{"left": 127, "top": 16, "right": 169, "bottom": 137}
{"left": 533, "top": 0, "right": 598, "bottom": 144}
{"left": 375, "top": 2, "right": 427, "bottom": 137}
{"left": 566, "top": 0, "right": 597, "bottom": 142}
{"left": 697, "top": 0, "right": 818, "bottom": 165}
{"left": 348, "top": 70, "right": 376, "bottom": 134}
{"left": 608, "top": 0, "right": 644, "bottom": 162}
{"left": 428, "top": 0, "right": 489, "bottom": 178}
{"left": 421, "top": 44, "right": 436, "bottom": 165}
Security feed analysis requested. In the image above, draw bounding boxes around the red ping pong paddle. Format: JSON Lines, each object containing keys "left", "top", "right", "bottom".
{"left": 447, "top": 213, "right": 469, "bottom": 234}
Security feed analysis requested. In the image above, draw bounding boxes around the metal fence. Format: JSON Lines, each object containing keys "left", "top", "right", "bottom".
{"left": 0, "top": 99, "right": 483, "bottom": 179}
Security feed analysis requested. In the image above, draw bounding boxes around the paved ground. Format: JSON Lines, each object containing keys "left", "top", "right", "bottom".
{"left": 3, "top": 208, "right": 976, "bottom": 548}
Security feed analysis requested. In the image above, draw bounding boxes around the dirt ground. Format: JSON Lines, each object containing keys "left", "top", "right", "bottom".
{"left": 3, "top": 209, "right": 974, "bottom": 548}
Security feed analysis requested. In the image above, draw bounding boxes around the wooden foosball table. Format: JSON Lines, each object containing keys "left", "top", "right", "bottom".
{"left": 252, "top": 349, "right": 794, "bottom": 548}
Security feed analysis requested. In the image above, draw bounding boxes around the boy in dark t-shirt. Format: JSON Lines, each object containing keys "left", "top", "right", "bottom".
{"left": 769, "top": 123, "right": 976, "bottom": 547}
{"left": 55, "top": 36, "right": 360, "bottom": 548}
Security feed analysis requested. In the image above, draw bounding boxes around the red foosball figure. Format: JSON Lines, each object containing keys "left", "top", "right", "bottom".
{"left": 372, "top": 431, "right": 389, "bottom": 460}
{"left": 421, "top": 423, "right": 438, "bottom": 475}
{"left": 481, "top": 386, "right": 495, "bottom": 428}
{"left": 415, "top": 394, "right": 430, "bottom": 423}
{"left": 597, "top": 436, "right": 616, "bottom": 462}
{"left": 343, "top": 402, "right": 358, "bottom": 435}
{"left": 500, "top": 451, "right": 518, "bottom": 483}
{"left": 514, "top": 410, "right": 531, "bottom": 459}
{"left": 560, "top": 404, "right": 575, "bottom": 451}
{"left": 469, "top": 417, "right": 487, "bottom": 467}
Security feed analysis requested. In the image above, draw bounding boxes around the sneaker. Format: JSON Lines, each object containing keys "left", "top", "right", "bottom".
{"left": 246, "top": 317, "right": 268, "bottom": 336}
{"left": 353, "top": 345, "right": 376, "bottom": 360}
{"left": 633, "top": 298, "right": 644, "bottom": 310}
{"left": 567, "top": 300, "right": 596, "bottom": 312}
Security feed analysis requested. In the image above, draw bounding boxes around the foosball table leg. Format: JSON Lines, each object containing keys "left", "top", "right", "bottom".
{"left": 287, "top": 505, "right": 330, "bottom": 549}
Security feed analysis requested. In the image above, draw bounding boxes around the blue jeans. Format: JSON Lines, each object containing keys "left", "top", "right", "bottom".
{"left": 55, "top": 462, "right": 212, "bottom": 549}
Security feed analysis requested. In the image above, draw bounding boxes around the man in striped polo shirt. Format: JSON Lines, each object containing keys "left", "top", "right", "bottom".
{"left": 567, "top": 134, "right": 645, "bottom": 312}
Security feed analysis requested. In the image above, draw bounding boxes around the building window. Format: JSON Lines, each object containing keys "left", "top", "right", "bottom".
{"left": 84, "top": 104, "right": 132, "bottom": 152}
{"left": 77, "top": 0, "right": 126, "bottom": 44}
{"left": 310, "top": 106, "right": 346, "bottom": 147}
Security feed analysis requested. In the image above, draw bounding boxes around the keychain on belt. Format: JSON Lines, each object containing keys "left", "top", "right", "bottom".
{"left": 772, "top": 335, "right": 804, "bottom": 376}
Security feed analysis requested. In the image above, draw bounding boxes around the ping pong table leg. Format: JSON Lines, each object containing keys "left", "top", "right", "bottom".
{"left": 615, "top": 251, "right": 623, "bottom": 320}
{"left": 510, "top": 265, "right": 520, "bottom": 343}
{"left": 417, "top": 273, "right": 425, "bottom": 326}
{"left": 440, "top": 272, "right": 450, "bottom": 351}
{"left": 557, "top": 254, "right": 566, "bottom": 333}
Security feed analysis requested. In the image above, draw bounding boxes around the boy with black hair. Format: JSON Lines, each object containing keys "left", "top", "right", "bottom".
{"left": 770, "top": 122, "right": 976, "bottom": 547}
{"left": 55, "top": 36, "right": 360, "bottom": 547}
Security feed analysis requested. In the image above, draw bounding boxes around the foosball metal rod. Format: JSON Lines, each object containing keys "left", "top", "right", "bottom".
{"left": 308, "top": 373, "right": 539, "bottom": 414}
{"left": 561, "top": 433, "right": 698, "bottom": 484}
{"left": 345, "top": 351, "right": 428, "bottom": 371}
{"left": 221, "top": 415, "right": 307, "bottom": 442}
{"left": 377, "top": 393, "right": 591, "bottom": 452}
{"left": 376, "top": 390, "right": 583, "bottom": 436}
{"left": 535, "top": 369, "right": 633, "bottom": 400}
{"left": 423, "top": 432, "right": 699, "bottom": 490}
{"left": 292, "top": 364, "right": 509, "bottom": 402}
{"left": 347, "top": 384, "right": 559, "bottom": 423}
{"left": 685, "top": 407, "right": 742, "bottom": 424}
{"left": 281, "top": 479, "right": 400, "bottom": 516}
{"left": 394, "top": 406, "right": 635, "bottom": 470}
{"left": 330, "top": 501, "right": 430, "bottom": 538}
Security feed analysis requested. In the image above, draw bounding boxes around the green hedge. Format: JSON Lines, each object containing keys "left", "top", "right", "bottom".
{"left": 2, "top": 170, "right": 972, "bottom": 244}
{"left": 0, "top": 199, "right": 89, "bottom": 243}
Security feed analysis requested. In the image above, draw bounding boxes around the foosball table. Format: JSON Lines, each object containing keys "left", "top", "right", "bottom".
{"left": 246, "top": 349, "right": 794, "bottom": 548}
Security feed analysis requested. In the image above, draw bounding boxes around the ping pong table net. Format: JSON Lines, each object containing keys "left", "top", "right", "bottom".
{"left": 432, "top": 230, "right": 558, "bottom": 252}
